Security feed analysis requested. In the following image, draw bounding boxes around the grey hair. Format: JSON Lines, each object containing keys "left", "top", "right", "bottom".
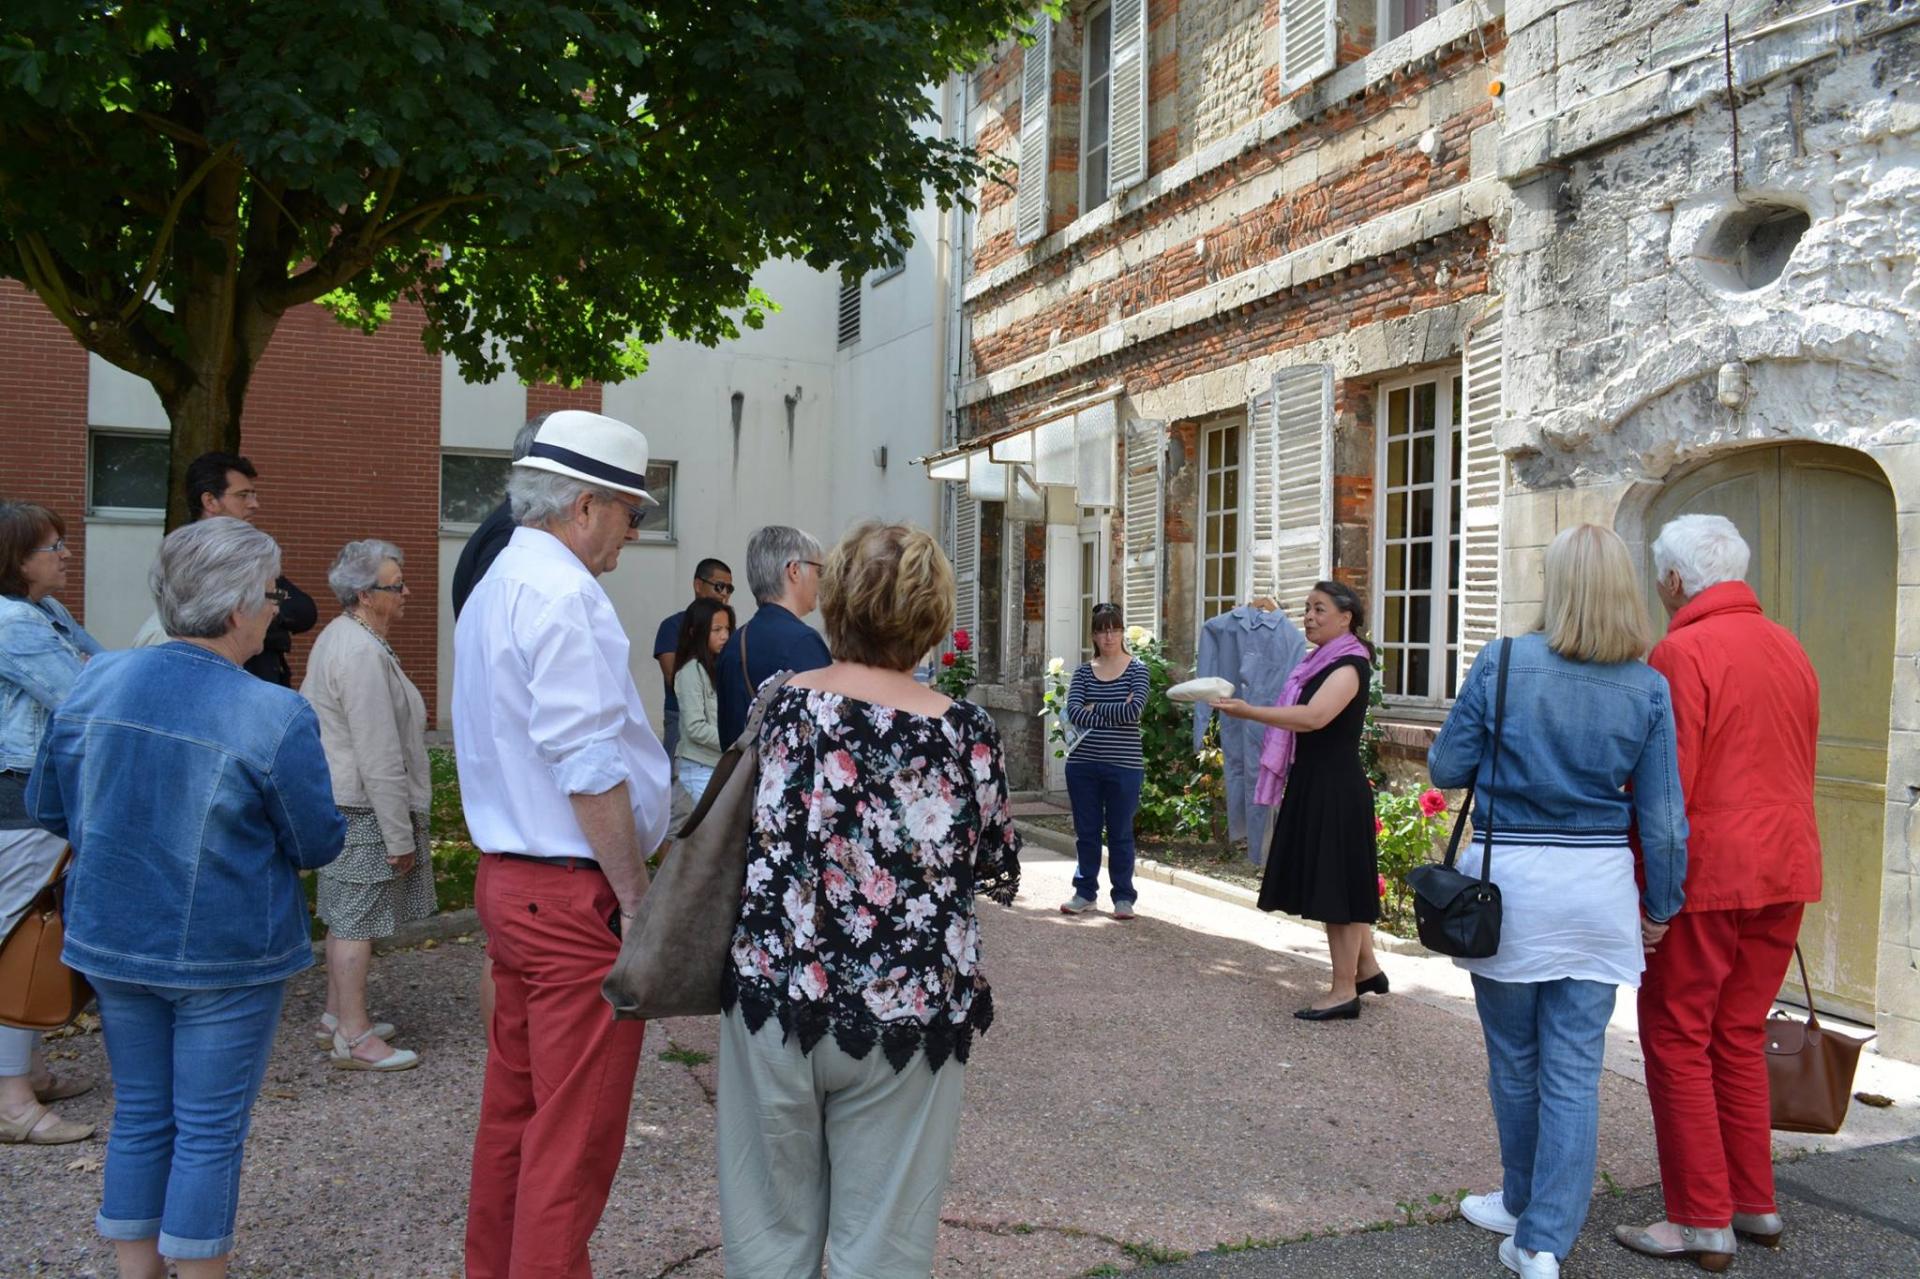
{"left": 328, "top": 538, "right": 404, "bottom": 608}
{"left": 511, "top": 414, "right": 547, "bottom": 461}
{"left": 746, "top": 525, "right": 824, "bottom": 604}
{"left": 150, "top": 517, "right": 282, "bottom": 639}
{"left": 508, "top": 467, "right": 616, "bottom": 527}
{"left": 1652, "top": 513, "right": 1751, "bottom": 598}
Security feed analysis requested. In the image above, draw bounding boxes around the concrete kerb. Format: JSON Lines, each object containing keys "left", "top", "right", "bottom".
{"left": 1012, "top": 818, "right": 1435, "bottom": 958}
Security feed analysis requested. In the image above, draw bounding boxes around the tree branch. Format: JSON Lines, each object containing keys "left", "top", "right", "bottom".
{"left": 261, "top": 191, "right": 486, "bottom": 311}
{"left": 118, "top": 141, "right": 240, "bottom": 323}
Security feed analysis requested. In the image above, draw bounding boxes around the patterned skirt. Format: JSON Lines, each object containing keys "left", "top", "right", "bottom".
{"left": 316, "top": 808, "right": 438, "bottom": 941}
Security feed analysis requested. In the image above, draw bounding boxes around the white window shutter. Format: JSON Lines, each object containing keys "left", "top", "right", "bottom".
{"left": 1271, "top": 365, "right": 1332, "bottom": 614}
{"left": 1246, "top": 386, "right": 1280, "bottom": 601}
{"left": 950, "top": 483, "right": 979, "bottom": 640}
{"left": 1458, "top": 302, "right": 1506, "bottom": 686}
{"left": 1107, "top": 0, "right": 1149, "bottom": 196}
{"left": 1122, "top": 418, "right": 1165, "bottom": 638}
{"left": 1280, "top": 0, "right": 1338, "bottom": 92}
{"left": 1015, "top": 17, "right": 1052, "bottom": 246}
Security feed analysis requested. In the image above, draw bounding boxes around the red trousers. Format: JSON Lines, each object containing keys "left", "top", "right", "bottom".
{"left": 1637, "top": 902, "right": 1803, "bottom": 1227}
{"left": 467, "top": 855, "right": 646, "bottom": 1279}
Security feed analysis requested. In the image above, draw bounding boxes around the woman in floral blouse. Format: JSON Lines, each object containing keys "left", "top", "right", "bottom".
{"left": 717, "top": 519, "right": 1020, "bottom": 1279}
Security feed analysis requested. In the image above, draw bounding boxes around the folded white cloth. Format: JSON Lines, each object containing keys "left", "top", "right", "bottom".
{"left": 1166, "top": 676, "right": 1235, "bottom": 704}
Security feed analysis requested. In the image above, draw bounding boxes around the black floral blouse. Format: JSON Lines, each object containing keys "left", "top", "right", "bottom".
{"left": 721, "top": 686, "right": 1021, "bottom": 1073}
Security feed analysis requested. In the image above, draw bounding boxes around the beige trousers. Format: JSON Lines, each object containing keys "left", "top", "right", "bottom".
{"left": 715, "top": 1006, "right": 966, "bottom": 1279}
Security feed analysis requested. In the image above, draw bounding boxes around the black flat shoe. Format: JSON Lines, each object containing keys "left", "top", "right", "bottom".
{"left": 1295, "top": 999, "right": 1360, "bottom": 1021}
{"left": 1356, "top": 971, "right": 1389, "bottom": 997}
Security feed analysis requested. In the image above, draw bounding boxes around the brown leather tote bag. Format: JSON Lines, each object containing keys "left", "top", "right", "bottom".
{"left": 0, "top": 846, "right": 93, "bottom": 1031}
{"left": 1766, "top": 944, "right": 1872, "bottom": 1134}
{"left": 602, "top": 663, "right": 793, "bottom": 1022}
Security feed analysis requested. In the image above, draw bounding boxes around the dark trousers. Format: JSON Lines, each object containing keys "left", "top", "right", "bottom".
{"left": 1065, "top": 759, "right": 1143, "bottom": 905}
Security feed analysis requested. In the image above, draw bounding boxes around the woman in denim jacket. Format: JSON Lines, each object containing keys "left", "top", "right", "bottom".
{"left": 0, "top": 502, "right": 102, "bottom": 1147}
{"left": 29, "top": 518, "right": 345, "bottom": 1279}
{"left": 1427, "top": 525, "right": 1687, "bottom": 1279}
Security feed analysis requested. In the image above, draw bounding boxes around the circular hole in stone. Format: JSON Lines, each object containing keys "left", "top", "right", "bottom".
{"left": 1695, "top": 199, "right": 1811, "bottom": 292}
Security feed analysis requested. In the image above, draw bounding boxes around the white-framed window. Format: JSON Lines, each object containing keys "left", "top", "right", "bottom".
{"left": 1081, "top": 0, "right": 1114, "bottom": 212}
{"left": 1374, "top": 371, "right": 1464, "bottom": 704}
{"left": 1198, "top": 416, "right": 1247, "bottom": 632}
{"left": 871, "top": 231, "right": 905, "bottom": 286}
{"left": 1079, "top": 509, "right": 1110, "bottom": 662}
{"left": 440, "top": 452, "right": 678, "bottom": 543}
{"left": 1378, "top": 0, "right": 1459, "bottom": 44}
{"left": 86, "top": 428, "right": 169, "bottom": 515}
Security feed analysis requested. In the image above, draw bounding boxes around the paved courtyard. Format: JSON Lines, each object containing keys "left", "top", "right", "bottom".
{"left": 5, "top": 846, "right": 1916, "bottom": 1277}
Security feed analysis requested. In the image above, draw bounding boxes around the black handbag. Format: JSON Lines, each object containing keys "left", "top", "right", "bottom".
{"left": 1406, "top": 637, "right": 1510, "bottom": 959}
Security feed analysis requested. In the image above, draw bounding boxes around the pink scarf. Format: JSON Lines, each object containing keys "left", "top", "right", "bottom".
{"left": 1253, "top": 633, "right": 1370, "bottom": 805}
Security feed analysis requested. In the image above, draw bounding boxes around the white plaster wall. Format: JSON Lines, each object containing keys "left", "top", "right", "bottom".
{"left": 81, "top": 355, "right": 166, "bottom": 645}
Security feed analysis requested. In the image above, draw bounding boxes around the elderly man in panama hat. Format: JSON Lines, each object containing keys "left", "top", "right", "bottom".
{"left": 453, "top": 410, "right": 672, "bottom": 1279}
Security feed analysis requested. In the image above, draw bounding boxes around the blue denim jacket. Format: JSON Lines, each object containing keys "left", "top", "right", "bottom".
{"left": 0, "top": 593, "right": 103, "bottom": 773}
{"left": 29, "top": 642, "right": 346, "bottom": 988}
{"left": 1427, "top": 633, "right": 1688, "bottom": 922}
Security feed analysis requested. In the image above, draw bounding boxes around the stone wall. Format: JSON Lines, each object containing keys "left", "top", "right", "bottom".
{"left": 1179, "top": 0, "right": 1268, "bottom": 155}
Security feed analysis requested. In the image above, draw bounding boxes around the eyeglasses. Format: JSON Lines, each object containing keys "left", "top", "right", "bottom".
{"left": 31, "top": 539, "right": 66, "bottom": 555}
{"left": 698, "top": 577, "right": 735, "bottom": 596}
{"left": 612, "top": 497, "right": 646, "bottom": 530}
{"left": 265, "top": 589, "right": 290, "bottom": 605}
{"left": 367, "top": 582, "right": 407, "bottom": 594}
{"left": 796, "top": 560, "right": 824, "bottom": 573}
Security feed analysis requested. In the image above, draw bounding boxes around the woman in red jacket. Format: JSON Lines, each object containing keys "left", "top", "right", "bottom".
{"left": 1616, "top": 514, "right": 1822, "bottom": 1270}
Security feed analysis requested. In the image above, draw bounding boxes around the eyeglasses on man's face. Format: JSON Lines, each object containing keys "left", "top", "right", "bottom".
{"left": 698, "top": 577, "right": 735, "bottom": 596}
{"left": 794, "top": 559, "right": 825, "bottom": 573}
{"left": 611, "top": 497, "right": 646, "bottom": 530}
{"left": 264, "top": 588, "right": 290, "bottom": 606}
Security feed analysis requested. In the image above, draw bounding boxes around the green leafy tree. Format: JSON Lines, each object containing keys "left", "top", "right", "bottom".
{"left": 0, "top": 1, "right": 1044, "bottom": 526}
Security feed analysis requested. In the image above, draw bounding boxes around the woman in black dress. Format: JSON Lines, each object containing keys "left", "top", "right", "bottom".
{"left": 1212, "top": 580, "right": 1383, "bottom": 1021}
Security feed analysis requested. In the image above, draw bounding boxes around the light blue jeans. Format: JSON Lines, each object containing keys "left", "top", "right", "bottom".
{"left": 678, "top": 758, "right": 716, "bottom": 807}
{"left": 1471, "top": 974, "right": 1618, "bottom": 1260}
{"left": 90, "top": 976, "right": 286, "bottom": 1260}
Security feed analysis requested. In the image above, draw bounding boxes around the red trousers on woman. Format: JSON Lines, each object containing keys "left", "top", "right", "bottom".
{"left": 467, "top": 854, "right": 646, "bottom": 1279}
{"left": 1636, "top": 902, "right": 1803, "bottom": 1227}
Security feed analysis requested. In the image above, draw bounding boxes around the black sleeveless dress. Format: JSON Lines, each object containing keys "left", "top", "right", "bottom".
{"left": 1257, "top": 655, "right": 1379, "bottom": 925}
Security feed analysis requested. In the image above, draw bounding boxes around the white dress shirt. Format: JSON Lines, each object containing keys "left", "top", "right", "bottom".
{"left": 452, "top": 527, "right": 671, "bottom": 860}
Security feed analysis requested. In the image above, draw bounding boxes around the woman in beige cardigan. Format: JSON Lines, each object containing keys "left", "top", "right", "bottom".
{"left": 301, "top": 540, "right": 434, "bottom": 1072}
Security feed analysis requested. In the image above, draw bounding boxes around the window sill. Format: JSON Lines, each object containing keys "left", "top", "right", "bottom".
{"left": 84, "top": 508, "right": 165, "bottom": 525}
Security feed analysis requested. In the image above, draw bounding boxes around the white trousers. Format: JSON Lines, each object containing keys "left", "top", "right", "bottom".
{"left": 715, "top": 1007, "right": 965, "bottom": 1279}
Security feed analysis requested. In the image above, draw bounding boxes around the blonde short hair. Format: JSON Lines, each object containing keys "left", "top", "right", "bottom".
{"left": 820, "top": 521, "right": 955, "bottom": 672}
{"left": 1541, "top": 524, "right": 1655, "bottom": 664}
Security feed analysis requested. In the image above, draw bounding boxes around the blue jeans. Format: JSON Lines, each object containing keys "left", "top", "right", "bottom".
{"left": 1065, "top": 760, "right": 1142, "bottom": 905}
{"left": 90, "top": 977, "right": 286, "bottom": 1260}
{"left": 1471, "top": 974, "right": 1619, "bottom": 1260}
{"left": 662, "top": 706, "right": 681, "bottom": 761}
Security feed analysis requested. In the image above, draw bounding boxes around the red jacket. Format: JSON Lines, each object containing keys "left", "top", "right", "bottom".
{"left": 1647, "top": 581, "right": 1821, "bottom": 912}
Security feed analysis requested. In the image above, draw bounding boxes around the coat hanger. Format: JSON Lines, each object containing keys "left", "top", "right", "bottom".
{"left": 1246, "top": 595, "right": 1278, "bottom": 613}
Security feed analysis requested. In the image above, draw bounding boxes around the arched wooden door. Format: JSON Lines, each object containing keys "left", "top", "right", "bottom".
{"left": 1646, "top": 444, "right": 1894, "bottom": 1021}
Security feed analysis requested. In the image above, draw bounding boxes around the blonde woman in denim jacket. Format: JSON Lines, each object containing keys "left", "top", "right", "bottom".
{"left": 1427, "top": 525, "right": 1688, "bottom": 1279}
{"left": 0, "top": 502, "right": 101, "bottom": 1146}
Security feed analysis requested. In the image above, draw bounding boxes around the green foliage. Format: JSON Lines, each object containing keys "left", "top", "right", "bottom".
{"left": 1128, "top": 630, "right": 1224, "bottom": 842}
{"left": 1359, "top": 660, "right": 1387, "bottom": 786}
{"left": 932, "top": 627, "right": 976, "bottom": 700}
{"left": 1373, "top": 783, "right": 1450, "bottom": 928}
{"left": 0, "top": 0, "right": 1050, "bottom": 476}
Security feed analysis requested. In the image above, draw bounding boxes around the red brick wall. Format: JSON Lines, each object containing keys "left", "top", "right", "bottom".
{"left": 0, "top": 283, "right": 93, "bottom": 621}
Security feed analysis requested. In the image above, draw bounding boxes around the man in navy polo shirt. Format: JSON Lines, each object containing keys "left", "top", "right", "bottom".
{"left": 716, "top": 526, "right": 832, "bottom": 744}
{"left": 652, "top": 557, "right": 735, "bottom": 759}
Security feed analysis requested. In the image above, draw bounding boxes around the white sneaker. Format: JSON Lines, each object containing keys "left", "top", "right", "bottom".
{"left": 1460, "top": 1191, "right": 1518, "bottom": 1236}
{"left": 1059, "top": 895, "right": 1095, "bottom": 914}
{"left": 1498, "top": 1236, "right": 1559, "bottom": 1278}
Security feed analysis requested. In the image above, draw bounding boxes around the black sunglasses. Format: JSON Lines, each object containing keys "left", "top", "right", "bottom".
{"left": 698, "top": 577, "right": 735, "bottom": 596}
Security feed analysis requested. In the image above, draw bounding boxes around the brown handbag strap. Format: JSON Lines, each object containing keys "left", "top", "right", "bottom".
{"left": 1790, "top": 944, "right": 1821, "bottom": 1027}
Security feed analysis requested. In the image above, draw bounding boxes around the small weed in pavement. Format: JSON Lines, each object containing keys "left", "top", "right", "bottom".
{"left": 1601, "top": 1170, "right": 1624, "bottom": 1198}
{"left": 1082, "top": 1266, "right": 1123, "bottom": 1278}
{"left": 662, "top": 1046, "right": 712, "bottom": 1067}
{"left": 1121, "top": 1241, "right": 1190, "bottom": 1265}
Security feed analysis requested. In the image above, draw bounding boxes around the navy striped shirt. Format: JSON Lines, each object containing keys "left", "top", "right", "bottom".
{"left": 1066, "top": 659, "right": 1149, "bottom": 769}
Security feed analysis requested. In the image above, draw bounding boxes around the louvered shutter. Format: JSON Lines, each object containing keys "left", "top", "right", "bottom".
{"left": 1457, "top": 302, "right": 1506, "bottom": 686}
{"left": 951, "top": 484, "right": 979, "bottom": 640}
{"left": 1271, "top": 365, "right": 1332, "bottom": 614}
{"left": 1280, "top": 0, "right": 1338, "bottom": 92}
{"left": 1246, "top": 386, "right": 1280, "bottom": 601}
{"left": 1107, "top": 0, "right": 1148, "bottom": 196}
{"left": 1015, "top": 17, "right": 1052, "bottom": 246}
{"left": 1122, "top": 418, "right": 1165, "bottom": 638}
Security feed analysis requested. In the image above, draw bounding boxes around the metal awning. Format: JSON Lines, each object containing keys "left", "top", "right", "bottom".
{"left": 917, "top": 383, "right": 1123, "bottom": 508}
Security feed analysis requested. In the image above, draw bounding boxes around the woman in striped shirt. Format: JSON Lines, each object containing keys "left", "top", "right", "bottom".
{"left": 1061, "top": 603, "right": 1150, "bottom": 920}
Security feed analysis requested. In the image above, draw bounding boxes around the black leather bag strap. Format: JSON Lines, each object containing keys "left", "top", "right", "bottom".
{"left": 1438, "top": 637, "right": 1511, "bottom": 878}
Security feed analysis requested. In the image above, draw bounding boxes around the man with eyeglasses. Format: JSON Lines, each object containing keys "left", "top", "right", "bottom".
{"left": 715, "top": 526, "right": 832, "bottom": 746}
{"left": 651, "top": 558, "right": 735, "bottom": 762}
{"left": 131, "top": 452, "right": 316, "bottom": 686}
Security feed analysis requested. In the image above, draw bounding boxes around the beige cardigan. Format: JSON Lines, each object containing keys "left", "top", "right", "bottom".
{"left": 299, "top": 615, "right": 431, "bottom": 858}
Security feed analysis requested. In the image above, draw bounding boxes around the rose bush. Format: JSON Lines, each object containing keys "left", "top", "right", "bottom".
{"left": 932, "top": 629, "right": 975, "bottom": 699}
{"left": 1374, "top": 784, "right": 1451, "bottom": 930}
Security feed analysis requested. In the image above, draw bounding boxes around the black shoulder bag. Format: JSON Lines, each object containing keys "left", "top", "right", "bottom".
{"left": 1406, "top": 636, "right": 1510, "bottom": 959}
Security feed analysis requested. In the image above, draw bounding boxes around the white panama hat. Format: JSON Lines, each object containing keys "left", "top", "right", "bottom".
{"left": 511, "top": 410, "right": 658, "bottom": 505}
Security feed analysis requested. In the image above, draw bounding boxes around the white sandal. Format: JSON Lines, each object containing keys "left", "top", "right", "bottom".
{"left": 330, "top": 1028, "right": 419, "bottom": 1073}
{"left": 0, "top": 1101, "right": 95, "bottom": 1145}
{"left": 315, "top": 1012, "right": 395, "bottom": 1049}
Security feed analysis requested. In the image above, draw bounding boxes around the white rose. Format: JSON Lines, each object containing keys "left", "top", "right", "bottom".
{"left": 1125, "top": 625, "right": 1151, "bottom": 647}
{"left": 1047, "top": 656, "right": 1065, "bottom": 674}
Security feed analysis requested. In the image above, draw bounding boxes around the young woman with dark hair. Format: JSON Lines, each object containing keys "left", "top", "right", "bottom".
{"left": 1060, "top": 602, "right": 1150, "bottom": 920}
{"left": 671, "top": 596, "right": 736, "bottom": 806}
{"left": 1212, "top": 580, "right": 1385, "bottom": 1020}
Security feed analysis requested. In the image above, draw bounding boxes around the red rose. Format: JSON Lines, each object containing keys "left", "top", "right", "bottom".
{"left": 1376, "top": 874, "right": 1388, "bottom": 898}
{"left": 1419, "top": 788, "right": 1447, "bottom": 817}
{"left": 941, "top": 652, "right": 956, "bottom": 667}
{"left": 1374, "top": 816, "right": 1384, "bottom": 836}
{"left": 953, "top": 628, "right": 972, "bottom": 652}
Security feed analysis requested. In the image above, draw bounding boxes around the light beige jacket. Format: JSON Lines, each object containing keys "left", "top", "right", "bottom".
{"left": 299, "top": 616, "right": 431, "bottom": 858}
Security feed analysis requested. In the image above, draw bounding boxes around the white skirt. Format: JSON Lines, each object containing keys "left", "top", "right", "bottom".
{"left": 1453, "top": 840, "right": 1644, "bottom": 988}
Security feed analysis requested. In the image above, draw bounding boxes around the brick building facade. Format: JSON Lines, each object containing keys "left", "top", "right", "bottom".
{"left": 935, "top": 0, "right": 1511, "bottom": 788}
